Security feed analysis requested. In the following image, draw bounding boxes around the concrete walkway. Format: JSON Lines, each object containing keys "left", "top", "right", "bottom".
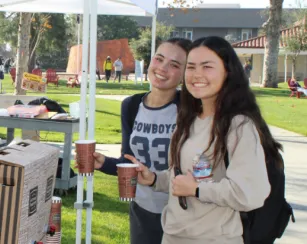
{"left": 47, "top": 125, "right": 306, "bottom": 243}
{"left": 66, "top": 94, "right": 129, "bottom": 101}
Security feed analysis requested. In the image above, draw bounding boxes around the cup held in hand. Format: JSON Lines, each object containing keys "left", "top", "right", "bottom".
{"left": 75, "top": 140, "right": 96, "bottom": 174}
{"left": 117, "top": 163, "right": 138, "bottom": 201}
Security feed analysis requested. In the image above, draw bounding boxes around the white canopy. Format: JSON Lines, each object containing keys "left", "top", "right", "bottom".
{"left": 0, "top": 0, "right": 155, "bottom": 16}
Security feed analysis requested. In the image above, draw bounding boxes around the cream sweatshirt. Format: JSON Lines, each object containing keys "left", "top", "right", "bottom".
{"left": 154, "top": 115, "right": 270, "bottom": 244}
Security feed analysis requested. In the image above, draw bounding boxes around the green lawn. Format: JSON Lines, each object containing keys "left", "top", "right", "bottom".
{"left": 1, "top": 74, "right": 149, "bottom": 95}
{"left": 1, "top": 77, "right": 306, "bottom": 243}
{"left": 253, "top": 81, "right": 307, "bottom": 136}
{"left": 61, "top": 174, "right": 130, "bottom": 244}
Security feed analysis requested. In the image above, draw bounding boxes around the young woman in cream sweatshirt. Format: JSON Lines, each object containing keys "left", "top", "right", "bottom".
{"left": 125, "top": 36, "right": 283, "bottom": 244}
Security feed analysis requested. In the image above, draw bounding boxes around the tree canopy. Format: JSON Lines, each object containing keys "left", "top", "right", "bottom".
{"left": 129, "top": 22, "right": 174, "bottom": 65}
{"left": 97, "top": 16, "right": 139, "bottom": 41}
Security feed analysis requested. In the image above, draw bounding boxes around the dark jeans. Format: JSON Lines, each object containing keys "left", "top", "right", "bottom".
{"left": 114, "top": 71, "right": 122, "bottom": 83}
{"left": 105, "top": 69, "right": 111, "bottom": 82}
{"left": 129, "top": 201, "right": 163, "bottom": 244}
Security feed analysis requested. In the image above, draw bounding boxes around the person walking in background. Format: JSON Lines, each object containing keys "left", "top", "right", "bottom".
{"left": 244, "top": 60, "right": 252, "bottom": 83}
{"left": 96, "top": 59, "right": 101, "bottom": 80}
{"left": 104, "top": 56, "right": 112, "bottom": 83}
{"left": 35, "top": 59, "right": 40, "bottom": 69}
{"left": 76, "top": 38, "right": 192, "bottom": 244}
{"left": 113, "top": 57, "right": 123, "bottom": 83}
{"left": 4, "top": 57, "right": 11, "bottom": 73}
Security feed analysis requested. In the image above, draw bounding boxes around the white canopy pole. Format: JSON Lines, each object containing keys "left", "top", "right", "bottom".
{"left": 75, "top": 1, "right": 89, "bottom": 244}
{"left": 151, "top": 15, "right": 156, "bottom": 59}
{"left": 85, "top": 0, "right": 97, "bottom": 243}
{"left": 150, "top": 0, "right": 158, "bottom": 90}
{"left": 76, "top": 14, "right": 81, "bottom": 74}
{"left": 79, "top": 1, "right": 90, "bottom": 140}
{"left": 150, "top": 0, "right": 158, "bottom": 59}
{"left": 88, "top": 0, "right": 97, "bottom": 140}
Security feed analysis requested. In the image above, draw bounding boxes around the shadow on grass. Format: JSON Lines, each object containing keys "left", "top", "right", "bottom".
{"left": 253, "top": 87, "right": 290, "bottom": 97}
{"left": 95, "top": 109, "right": 120, "bottom": 117}
{"left": 95, "top": 82, "right": 149, "bottom": 91}
{"left": 60, "top": 189, "right": 129, "bottom": 214}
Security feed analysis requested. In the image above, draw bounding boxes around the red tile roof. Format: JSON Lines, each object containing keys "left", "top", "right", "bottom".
{"left": 232, "top": 24, "right": 304, "bottom": 48}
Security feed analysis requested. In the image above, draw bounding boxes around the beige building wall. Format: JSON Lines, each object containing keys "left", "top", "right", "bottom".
{"left": 235, "top": 49, "right": 307, "bottom": 83}
{"left": 245, "top": 54, "right": 307, "bottom": 83}
{"left": 276, "top": 55, "right": 307, "bottom": 81}
{"left": 250, "top": 54, "right": 263, "bottom": 84}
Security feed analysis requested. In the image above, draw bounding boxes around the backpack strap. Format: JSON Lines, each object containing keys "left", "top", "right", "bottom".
{"left": 224, "top": 149, "right": 229, "bottom": 168}
{"left": 224, "top": 149, "right": 251, "bottom": 244}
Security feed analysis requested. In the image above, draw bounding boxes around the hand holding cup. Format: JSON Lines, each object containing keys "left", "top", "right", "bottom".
{"left": 75, "top": 140, "right": 96, "bottom": 174}
{"left": 124, "top": 154, "right": 156, "bottom": 186}
{"left": 74, "top": 152, "right": 105, "bottom": 171}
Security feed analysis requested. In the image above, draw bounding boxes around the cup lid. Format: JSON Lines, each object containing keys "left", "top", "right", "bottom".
{"left": 75, "top": 140, "right": 96, "bottom": 144}
{"left": 117, "top": 163, "right": 138, "bottom": 168}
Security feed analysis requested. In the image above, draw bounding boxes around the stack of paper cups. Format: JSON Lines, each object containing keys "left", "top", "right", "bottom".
{"left": 46, "top": 197, "right": 62, "bottom": 244}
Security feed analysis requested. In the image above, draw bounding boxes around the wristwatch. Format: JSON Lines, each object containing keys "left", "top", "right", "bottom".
{"left": 195, "top": 186, "right": 199, "bottom": 198}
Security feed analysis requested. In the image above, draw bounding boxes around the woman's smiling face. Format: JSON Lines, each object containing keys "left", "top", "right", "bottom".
{"left": 185, "top": 46, "right": 227, "bottom": 102}
{"left": 148, "top": 42, "right": 187, "bottom": 91}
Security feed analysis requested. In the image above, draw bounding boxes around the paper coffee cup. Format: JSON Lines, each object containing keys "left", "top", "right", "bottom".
{"left": 46, "top": 196, "right": 62, "bottom": 244}
{"left": 117, "top": 163, "right": 138, "bottom": 201}
{"left": 75, "top": 140, "right": 96, "bottom": 174}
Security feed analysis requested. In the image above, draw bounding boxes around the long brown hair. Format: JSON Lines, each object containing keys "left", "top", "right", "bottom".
{"left": 170, "top": 36, "right": 283, "bottom": 170}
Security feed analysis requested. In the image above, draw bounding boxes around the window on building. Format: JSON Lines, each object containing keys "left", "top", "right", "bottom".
{"left": 241, "top": 29, "right": 252, "bottom": 40}
{"left": 170, "top": 31, "right": 180, "bottom": 38}
{"left": 226, "top": 29, "right": 239, "bottom": 43}
{"left": 183, "top": 29, "right": 193, "bottom": 40}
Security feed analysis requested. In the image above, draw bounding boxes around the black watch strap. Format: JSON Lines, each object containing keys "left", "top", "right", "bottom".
{"left": 195, "top": 186, "right": 199, "bottom": 198}
{"left": 149, "top": 172, "right": 157, "bottom": 187}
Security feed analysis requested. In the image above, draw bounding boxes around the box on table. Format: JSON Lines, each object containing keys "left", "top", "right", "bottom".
{"left": 0, "top": 140, "right": 59, "bottom": 244}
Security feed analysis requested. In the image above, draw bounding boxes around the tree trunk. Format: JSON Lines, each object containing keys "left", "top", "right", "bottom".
{"left": 291, "top": 57, "right": 296, "bottom": 79}
{"left": 145, "top": 68, "right": 148, "bottom": 81}
{"left": 262, "top": 0, "right": 284, "bottom": 88}
{"left": 14, "top": 13, "right": 32, "bottom": 95}
{"left": 28, "top": 50, "right": 36, "bottom": 72}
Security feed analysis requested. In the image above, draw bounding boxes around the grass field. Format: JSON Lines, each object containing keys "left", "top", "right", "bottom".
{"left": 253, "top": 81, "right": 307, "bottom": 136}
{"left": 60, "top": 175, "right": 130, "bottom": 243}
{"left": 1, "top": 74, "right": 150, "bottom": 95}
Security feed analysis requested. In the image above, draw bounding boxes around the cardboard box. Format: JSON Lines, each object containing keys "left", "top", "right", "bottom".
{"left": 0, "top": 140, "right": 59, "bottom": 244}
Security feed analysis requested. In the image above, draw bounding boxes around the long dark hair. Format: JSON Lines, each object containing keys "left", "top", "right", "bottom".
{"left": 170, "top": 36, "right": 283, "bottom": 169}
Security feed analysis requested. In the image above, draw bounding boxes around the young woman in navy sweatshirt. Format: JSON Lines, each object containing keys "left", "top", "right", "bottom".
{"left": 91, "top": 38, "right": 191, "bottom": 244}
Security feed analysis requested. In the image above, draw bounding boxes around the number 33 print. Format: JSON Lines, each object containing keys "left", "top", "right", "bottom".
{"left": 131, "top": 136, "right": 170, "bottom": 170}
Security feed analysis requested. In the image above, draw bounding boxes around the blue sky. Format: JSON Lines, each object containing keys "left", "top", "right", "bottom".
{"left": 159, "top": 0, "right": 305, "bottom": 8}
